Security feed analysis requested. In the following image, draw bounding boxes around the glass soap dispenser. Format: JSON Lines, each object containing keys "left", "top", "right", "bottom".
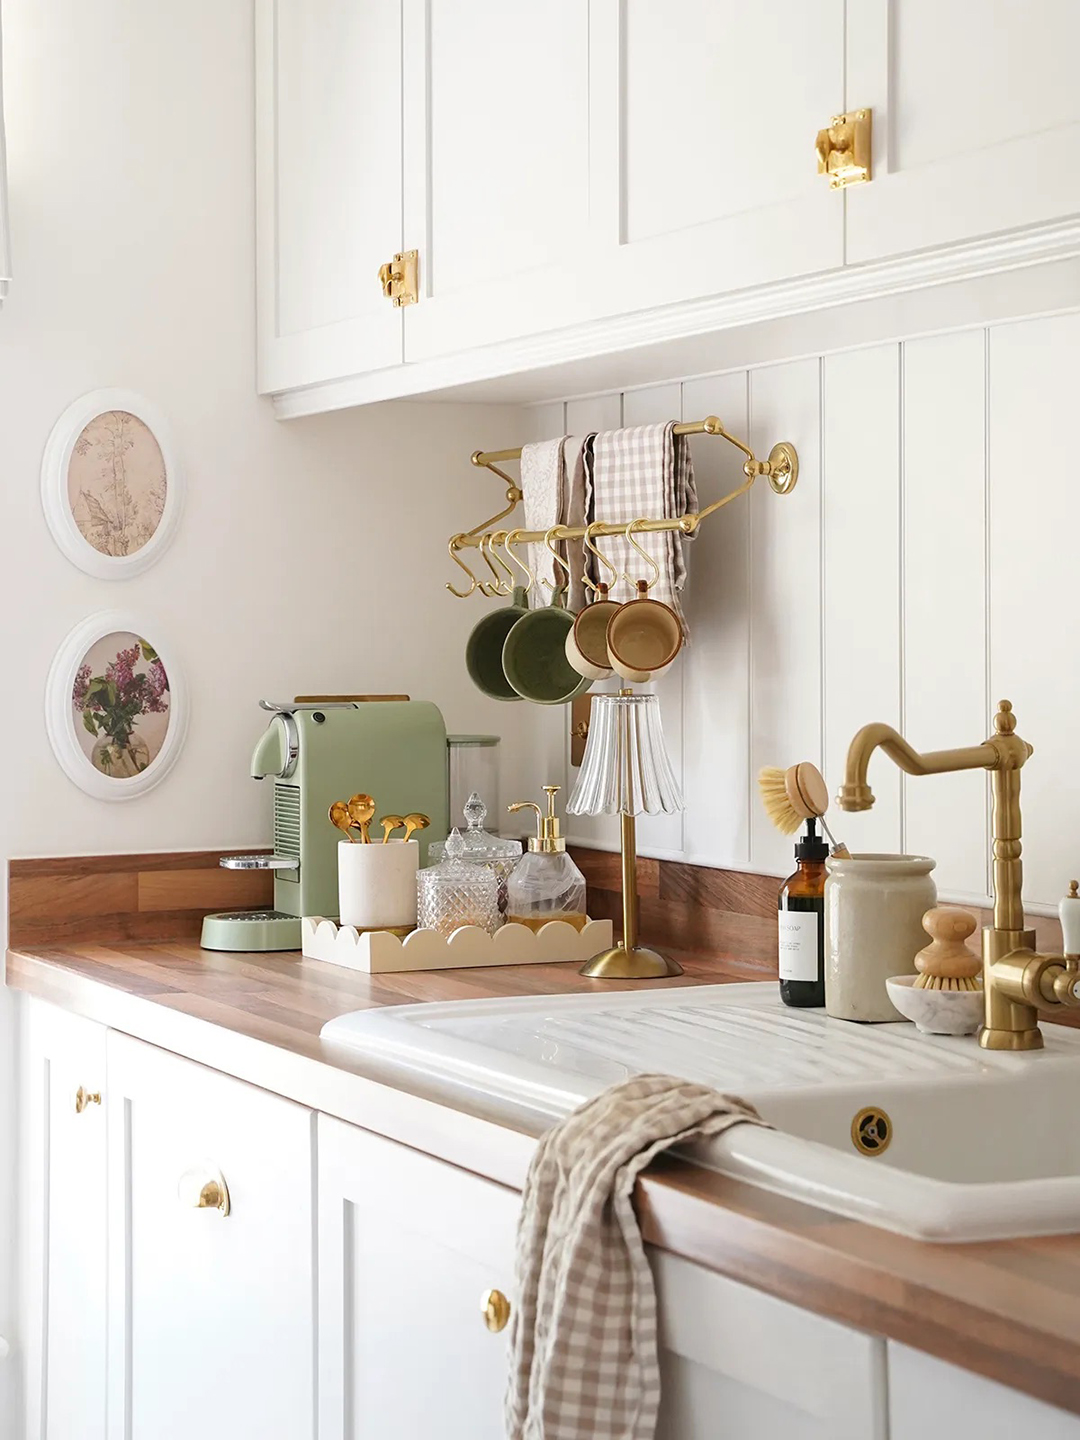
{"left": 506, "top": 785, "right": 588, "bottom": 932}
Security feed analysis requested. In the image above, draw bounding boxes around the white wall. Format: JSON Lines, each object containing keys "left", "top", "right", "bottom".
{"left": 527, "top": 312, "right": 1080, "bottom": 917}
{"left": 0, "top": 0, "right": 523, "bottom": 1427}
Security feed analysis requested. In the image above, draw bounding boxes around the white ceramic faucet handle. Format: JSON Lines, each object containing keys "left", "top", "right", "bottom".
{"left": 1061, "top": 880, "right": 1080, "bottom": 957}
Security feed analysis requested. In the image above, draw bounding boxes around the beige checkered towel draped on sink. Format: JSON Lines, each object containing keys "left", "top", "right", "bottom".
{"left": 505, "top": 1074, "right": 768, "bottom": 1440}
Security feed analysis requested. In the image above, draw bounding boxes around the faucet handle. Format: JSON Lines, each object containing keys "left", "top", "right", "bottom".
{"left": 1061, "top": 881, "right": 1080, "bottom": 960}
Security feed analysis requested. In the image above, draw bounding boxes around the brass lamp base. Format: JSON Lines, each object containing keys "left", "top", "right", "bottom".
{"left": 580, "top": 944, "right": 683, "bottom": 979}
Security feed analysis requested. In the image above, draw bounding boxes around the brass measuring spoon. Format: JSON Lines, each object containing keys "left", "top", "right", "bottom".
{"left": 377, "top": 814, "right": 405, "bottom": 844}
{"left": 346, "top": 793, "right": 376, "bottom": 843}
{"left": 328, "top": 801, "right": 357, "bottom": 842}
{"left": 401, "top": 812, "right": 430, "bottom": 844}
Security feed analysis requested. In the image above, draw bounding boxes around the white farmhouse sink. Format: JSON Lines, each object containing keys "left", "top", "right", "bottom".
{"left": 321, "top": 982, "right": 1080, "bottom": 1242}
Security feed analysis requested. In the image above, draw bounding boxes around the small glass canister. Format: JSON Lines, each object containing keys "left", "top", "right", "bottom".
{"left": 428, "top": 792, "right": 522, "bottom": 914}
{"left": 417, "top": 828, "right": 501, "bottom": 938}
{"left": 824, "top": 853, "right": 937, "bottom": 1022}
{"left": 447, "top": 736, "right": 500, "bottom": 830}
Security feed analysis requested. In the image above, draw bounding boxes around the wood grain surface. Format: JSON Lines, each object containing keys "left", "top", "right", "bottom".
{"left": 7, "top": 927, "right": 1080, "bottom": 1416}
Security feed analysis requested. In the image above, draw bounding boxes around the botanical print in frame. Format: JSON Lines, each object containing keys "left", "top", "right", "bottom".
{"left": 46, "top": 612, "right": 188, "bottom": 800}
{"left": 41, "top": 390, "right": 183, "bottom": 578}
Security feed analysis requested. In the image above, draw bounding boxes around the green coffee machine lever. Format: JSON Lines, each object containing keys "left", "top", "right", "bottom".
{"left": 200, "top": 698, "right": 450, "bottom": 952}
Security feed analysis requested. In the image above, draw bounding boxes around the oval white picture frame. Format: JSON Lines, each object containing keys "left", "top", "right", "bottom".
{"left": 45, "top": 611, "right": 189, "bottom": 801}
{"left": 41, "top": 389, "right": 183, "bottom": 578}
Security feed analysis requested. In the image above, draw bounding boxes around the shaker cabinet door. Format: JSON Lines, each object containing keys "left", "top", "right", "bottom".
{"left": 586, "top": 0, "right": 846, "bottom": 319}
{"left": 846, "top": 0, "right": 1080, "bottom": 263}
{"left": 106, "top": 1034, "right": 316, "bottom": 1440}
{"left": 256, "top": 0, "right": 404, "bottom": 394}
{"left": 318, "top": 1116, "right": 519, "bottom": 1440}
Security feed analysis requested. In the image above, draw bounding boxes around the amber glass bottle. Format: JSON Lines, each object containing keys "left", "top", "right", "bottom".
{"left": 778, "top": 818, "right": 828, "bottom": 1008}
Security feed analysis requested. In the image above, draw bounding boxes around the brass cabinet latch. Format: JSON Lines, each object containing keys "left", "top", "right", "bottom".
{"left": 816, "top": 109, "right": 872, "bottom": 189}
{"left": 377, "top": 249, "right": 419, "bottom": 307}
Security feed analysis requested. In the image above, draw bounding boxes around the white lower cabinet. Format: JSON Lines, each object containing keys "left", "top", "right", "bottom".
{"left": 105, "top": 1034, "right": 317, "bottom": 1440}
{"left": 23, "top": 1000, "right": 108, "bottom": 1440}
{"left": 887, "top": 1343, "right": 1080, "bottom": 1440}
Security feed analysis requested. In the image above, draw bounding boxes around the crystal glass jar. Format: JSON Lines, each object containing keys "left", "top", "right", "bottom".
{"left": 428, "top": 792, "right": 522, "bottom": 914}
{"left": 417, "top": 828, "right": 501, "bottom": 937}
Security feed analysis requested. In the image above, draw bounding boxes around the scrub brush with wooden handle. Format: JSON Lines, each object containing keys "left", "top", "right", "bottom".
{"left": 913, "top": 906, "right": 982, "bottom": 991}
{"left": 758, "top": 761, "right": 850, "bottom": 857}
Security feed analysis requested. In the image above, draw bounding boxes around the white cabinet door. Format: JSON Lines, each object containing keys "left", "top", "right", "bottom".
{"left": 653, "top": 1251, "right": 886, "bottom": 1440}
{"left": 23, "top": 1001, "right": 108, "bottom": 1440}
{"left": 587, "top": 0, "right": 846, "bottom": 318}
{"left": 846, "top": 0, "right": 1080, "bottom": 263}
{"left": 318, "top": 1116, "right": 518, "bottom": 1440}
{"left": 256, "top": 0, "right": 403, "bottom": 394}
{"left": 401, "top": 0, "right": 593, "bottom": 359}
{"left": 106, "top": 1034, "right": 316, "bottom": 1440}
{"left": 888, "top": 1343, "right": 1080, "bottom": 1439}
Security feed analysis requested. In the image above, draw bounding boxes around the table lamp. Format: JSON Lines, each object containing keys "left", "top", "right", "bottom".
{"left": 568, "top": 689, "right": 684, "bottom": 978}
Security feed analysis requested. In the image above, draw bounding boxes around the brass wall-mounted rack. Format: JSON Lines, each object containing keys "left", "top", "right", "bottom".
{"left": 447, "top": 416, "right": 799, "bottom": 596}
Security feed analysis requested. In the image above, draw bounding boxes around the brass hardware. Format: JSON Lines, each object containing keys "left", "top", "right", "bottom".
{"left": 74, "top": 1086, "right": 101, "bottom": 1114}
{"left": 851, "top": 1106, "right": 892, "bottom": 1157}
{"left": 178, "top": 1167, "right": 231, "bottom": 1216}
{"left": 346, "top": 793, "right": 376, "bottom": 844}
{"left": 401, "top": 812, "right": 430, "bottom": 844}
{"left": 836, "top": 700, "right": 1080, "bottom": 1050}
{"left": 448, "top": 417, "right": 798, "bottom": 595}
{"left": 570, "top": 694, "right": 593, "bottom": 768}
{"left": 481, "top": 1288, "right": 511, "bottom": 1333}
{"left": 377, "top": 249, "right": 419, "bottom": 307}
{"left": 509, "top": 785, "right": 567, "bottom": 854}
{"left": 816, "top": 109, "right": 872, "bottom": 189}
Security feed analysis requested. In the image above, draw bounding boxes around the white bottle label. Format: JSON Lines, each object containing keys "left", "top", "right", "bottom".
{"left": 778, "top": 910, "right": 819, "bottom": 982}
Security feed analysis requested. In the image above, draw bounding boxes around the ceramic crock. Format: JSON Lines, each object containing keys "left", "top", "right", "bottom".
{"left": 824, "top": 853, "right": 937, "bottom": 1022}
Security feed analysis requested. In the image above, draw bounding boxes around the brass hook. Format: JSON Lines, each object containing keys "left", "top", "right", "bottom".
{"left": 582, "top": 522, "right": 620, "bottom": 595}
{"left": 503, "top": 529, "right": 535, "bottom": 592}
{"left": 624, "top": 519, "right": 661, "bottom": 592}
{"left": 476, "top": 533, "right": 508, "bottom": 596}
{"left": 540, "top": 527, "right": 573, "bottom": 592}
{"left": 485, "top": 531, "right": 517, "bottom": 594}
{"left": 445, "top": 534, "right": 479, "bottom": 599}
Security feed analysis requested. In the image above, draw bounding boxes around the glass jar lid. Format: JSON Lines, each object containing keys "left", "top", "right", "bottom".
{"left": 429, "top": 792, "right": 523, "bottom": 865}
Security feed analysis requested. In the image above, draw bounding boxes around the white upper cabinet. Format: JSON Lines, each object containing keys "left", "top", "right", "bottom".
{"left": 846, "top": 0, "right": 1080, "bottom": 263}
{"left": 401, "top": 0, "right": 592, "bottom": 359}
{"left": 256, "top": 0, "right": 404, "bottom": 393}
{"left": 587, "top": 0, "right": 845, "bottom": 315}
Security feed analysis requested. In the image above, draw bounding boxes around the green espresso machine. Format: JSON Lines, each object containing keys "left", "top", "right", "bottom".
{"left": 201, "top": 698, "right": 450, "bottom": 952}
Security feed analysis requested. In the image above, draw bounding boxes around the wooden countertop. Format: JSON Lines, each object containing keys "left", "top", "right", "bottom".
{"left": 8, "top": 938, "right": 1080, "bottom": 1416}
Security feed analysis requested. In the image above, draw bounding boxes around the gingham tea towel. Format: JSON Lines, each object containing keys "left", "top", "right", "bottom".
{"left": 506, "top": 1074, "right": 767, "bottom": 1440}
{"left": 521, "top": 437, "right": 567, "bottom": 607}
{"left": 587, "top": 422, "right": 698, "bottom": 626}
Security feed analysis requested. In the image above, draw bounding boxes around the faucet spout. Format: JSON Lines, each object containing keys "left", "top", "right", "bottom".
{"left": 836, "top": 722, "right": 998, "bottom": 813}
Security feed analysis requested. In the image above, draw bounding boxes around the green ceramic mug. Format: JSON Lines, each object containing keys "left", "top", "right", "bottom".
{"left": 502, "top": 589, "right": 594, "bottom": 705}
{"left": 465, "top": 586, "right": 529, "bottom": 701}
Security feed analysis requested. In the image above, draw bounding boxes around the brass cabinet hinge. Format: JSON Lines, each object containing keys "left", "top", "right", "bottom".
{"left": 816, "top": 109, "right": 872, "bottom": 189}
{"left": 377, "top": 249, "right": 419, "bottom": 307}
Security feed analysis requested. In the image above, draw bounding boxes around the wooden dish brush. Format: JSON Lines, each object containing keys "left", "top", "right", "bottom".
{"left": 758, "top": 761, "right": 850, "bottom": 857}
{"left": 913, "top": 906, "right": 982, "bottom": 991}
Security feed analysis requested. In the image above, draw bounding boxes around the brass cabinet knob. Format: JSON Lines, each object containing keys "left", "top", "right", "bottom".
{"left": 178, "top": 1167, "right": 231, "bottom": 1216}
{"left": 74, "top": 1086, "right": 101, "bottom": 1114}
{"left": 481, "top": 1288, "right": 511, "bottom": 1333}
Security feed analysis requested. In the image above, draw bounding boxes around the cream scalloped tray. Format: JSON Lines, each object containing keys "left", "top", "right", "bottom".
{"left": 300, "top": 916, "right": 614, "bottom": 974}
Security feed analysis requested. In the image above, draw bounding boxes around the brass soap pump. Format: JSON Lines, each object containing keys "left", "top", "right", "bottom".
{"left": 506, "top": 785, "right": 588, "bottom": 932}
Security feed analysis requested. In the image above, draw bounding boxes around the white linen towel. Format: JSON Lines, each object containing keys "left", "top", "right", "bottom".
{"left": 561, "top": 435, "right": 589, "bottom": 614}
{"left": 506, "top": 1073, "right": 767, "bottom": 1440}
{"left": 587, "top": 423, "right": 698, "bottom": 626}
{"left": 520, "top": 437, "right": 567, "bottom": 606}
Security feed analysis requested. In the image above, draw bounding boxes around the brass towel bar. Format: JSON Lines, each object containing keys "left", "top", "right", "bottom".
{"left": 447, "top": 416, "right": 799, "bottom": 594}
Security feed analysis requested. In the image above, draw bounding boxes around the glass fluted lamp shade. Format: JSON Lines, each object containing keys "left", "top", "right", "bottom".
{"left": 568, "top": 691, "right": 683, "bottom": 980}
{"left": 568, "top": 692, "right": 682, "bottom": 818}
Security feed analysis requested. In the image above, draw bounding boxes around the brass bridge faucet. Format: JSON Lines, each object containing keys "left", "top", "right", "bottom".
{"left": 836, "top": 700, "right": 1080, "bottom": 1050}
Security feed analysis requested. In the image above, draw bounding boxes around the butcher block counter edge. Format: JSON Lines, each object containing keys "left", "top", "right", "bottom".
{"left": 7, "top": 940, "right": 1080, "bottom": 1417}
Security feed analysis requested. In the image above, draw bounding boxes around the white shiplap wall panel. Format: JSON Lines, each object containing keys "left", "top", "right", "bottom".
{"left": 989, "top": 314, "right": 1080, "bottom": 909}
{"left": 822, "top": 345, "right": 902, "bottom": 856}
{"left": 748, "top": 358, "right": 823, "bottom": 876}
{"left": 681, "top": 371, "right": 752, "bottom": 866}
{"left": 622, "top": 383, "right": 685, "bottom": 857}
{"left": 903, "top": 331, "right": 989, "bottom": 900}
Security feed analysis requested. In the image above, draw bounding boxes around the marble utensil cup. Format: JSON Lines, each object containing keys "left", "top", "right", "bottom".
{"left": 465, "top": 585, "right": 529, "bottom": 701}
{"left": 824, "top": 853, "right": 937, "bottom": 1022}
{"left": 502, "top": 592, "right": 593, "bottom": 704}
{"left": 338, "top": 839, "right": 419, "bottom": 931}
{"left": 605, "top": 587, "right": 684, "bottom": 681}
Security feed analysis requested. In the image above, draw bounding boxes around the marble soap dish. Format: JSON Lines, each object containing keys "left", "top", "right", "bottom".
{"left": 301, "top": 915, "right": 614, "bottom": 975}
{"left": 885, "top": 974, "right": 984, "bottom": 1036}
